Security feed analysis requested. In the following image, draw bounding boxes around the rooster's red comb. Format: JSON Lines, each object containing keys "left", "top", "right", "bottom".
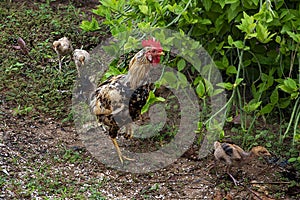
{"left": 142, "top": 37, "right": 162, "bottom": 50}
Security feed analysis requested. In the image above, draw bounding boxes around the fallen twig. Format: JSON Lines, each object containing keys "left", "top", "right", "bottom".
{"left": 245, "top": 186, "right": 263, "bottom": 200}
{"left": 250, "top": 181, "right": 290, "bottom": 185}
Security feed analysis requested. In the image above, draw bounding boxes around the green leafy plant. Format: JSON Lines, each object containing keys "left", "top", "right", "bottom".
{"left": 141, "top": 91, "right": 165, "bottom": 115}
{"left": 82, "top": 0, "right": 300, "bottom": 151}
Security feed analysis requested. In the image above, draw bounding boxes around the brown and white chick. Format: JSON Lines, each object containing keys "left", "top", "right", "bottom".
{"left": 73, "top": 49, "right": 90, "bottom": 77}
{"left": 213, "top": 141, "right": 271, "bottom": 185}
{"left": 53, "top": 37, "right": 73, "bottom": 72}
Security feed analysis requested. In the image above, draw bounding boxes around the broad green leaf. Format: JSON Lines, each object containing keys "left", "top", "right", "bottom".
{"left": 161, "top": 71, "right": 178, "bottom": 88}
{"left": 261, "top": 73, "right": 268, "bottom": 82}
{"left": 222, "top": 55, "right": 229, "bottom": 67}
{"left": 141, "top": 102, "right": 150, "bottom": 115}
{"left": 227, "top": 2, "right": 240, "bottom": 22}
{"left": 101, "top": 0, "right": 117, "bottom": 8}
{"left": 275, "top": 0, "right": 284, "bottom": 9}
{"left": 278, "top": 85, "right": 294, "bottom": 94}
{"left": 202, "top": 0, "right": 212, "bottom": 11}
{"left": 216, "top": 0, "right": 226, "bottom": 9}
{"left": 254, "top": 2, "right": 274, "bottom": 23}
{"left": 219, "top": 130, "right": 225, "bottom": 140}
{"left": 270, "top": 89, "right": 279, "bottom": 104}
{"left": 155, "top": 97, "right": 166, "bottom": 102}
{"left": 139, "top": 5, "right": 149, "bottom": 15}
{"left": 226, "top": 65, "right": 237, "bottom": 75}
{"left": 193, "top": 76, "right": 202, "bottom": 86}
{"left": 256, "top": 22, "right": 276, "bottom": 43}
{"left": 212, "top": 88, "right": 224, "bottom": 96}
{"left": 278, "top": 97, "right": 291, "bottom": 108}
{"left": 177, "top": 59, "right": 186, "bottom": 71}
{"left": 288, "top": 157, "right": 297, "bottom": 163}
{"left": 260, "top": 103, "right": 274, "bottom": 114}
{"left": 251, "top": 83, "right": 258, "bottom": 99}
{"left": 173, "top": 4, "right": 184, "bottom": 14}
{"left": 284, "top": 78, "right": 298, "bottom": 91}
{"left": 215, "top": 13, "right": 226, "bottom": 34}
{"left": 280, "top": 10, "right": 295, "bottom": 22}
{"left": 217, "top": 41, "right": 225, "bottom": 52}
{"left": 217, "top": 82, "right": 233, "bottom": 90}
{"left": 199, "top": 19, "right": 212, "bottom": 25}
{"left": 141, "top": 91, "right": 165, "bottom": 114}
{"left": 275, "top": 35, "right": 281, "bottom": 43}
{"left": 233, "top": 40, "right": 244, "bottom": 49}
{"left": 177, "top": 71, "right": 188, "bottom": 87}
{"left": 92, "top": 6, "right": 109, "bottom": 17}
{"left": 251, "top": 0, "right": 259, "bottom": 6}
{"left": 236, "top": 12, "right": 256, "bottom": 35}
{"left": 244, "top": 101, "right": 262, "bottom": 112}
{"left": 204, "top": 79, "right": 214, "bottom": 96}
{"left": 214, "top": 61, "right": 226, "bottom": 70}
{"left": 80, "top": 17, "right": 100, "bottom": 32}
{"left": 291, "top": 92, "right": 299, "bottom": 99}
{"left": 234, "top": 78, "right": 243, "bottom": 87}
{"left": 228, "top": 35, "right": 233, "bottom": 46}
{"left": 225, "top": 0, "right": 239, "bottom": 3}
{"left": 196, "top": 81, "right": 205, "bottom": 98}
{"left": 287, "top": 31, "right": 300, "bottom": 43}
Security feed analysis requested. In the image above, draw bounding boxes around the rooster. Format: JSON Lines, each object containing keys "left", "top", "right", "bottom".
{"left": 213, "top": 141, "right": 271, "bottom": 185}
{"left": 90, "top": 38, "right": 164, "bottom": 164}
{"left": 73, "top": 49, "right": 90, "bottom": 77}
{"left": 53, "top": 37, "right": 73, "bottom": 72}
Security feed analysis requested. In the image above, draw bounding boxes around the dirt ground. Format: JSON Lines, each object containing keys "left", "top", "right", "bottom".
{"left": 1, "top": 96, "right": 298, "bottom": 199}
{"left": 1, "top": 0, "right": 300, "bottom": 199}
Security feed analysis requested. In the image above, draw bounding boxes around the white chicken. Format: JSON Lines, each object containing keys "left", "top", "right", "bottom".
{"left": 73, "top": 49, "right": 90, "bottom": 77}
{"left": 53, "top": 37, "right": 73, "bottom": 72}
{"left": 213, "top": 141, "right": 271, "bottom": 185}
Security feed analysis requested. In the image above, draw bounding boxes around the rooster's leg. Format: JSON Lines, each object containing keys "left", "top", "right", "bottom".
{"left": 111, "top": 138, "right": 134, "bottom": 164}
{"left": 226, "top": 166, "right": 239, "bottom": 186}
{"left": 57, "top": 54, "right": 62, "bottom": 72}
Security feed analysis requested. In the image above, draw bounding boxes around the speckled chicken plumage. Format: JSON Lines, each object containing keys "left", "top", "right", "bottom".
{"left": 90, "top": 40, "right": 163, "bottom": 163}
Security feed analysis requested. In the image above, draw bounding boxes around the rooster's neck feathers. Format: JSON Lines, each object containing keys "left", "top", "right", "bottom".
{"left": 125, "top": 48, "right": 151, "bottom": 89}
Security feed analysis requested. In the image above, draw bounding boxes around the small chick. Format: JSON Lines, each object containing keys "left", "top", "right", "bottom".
{"left": 213, "top": 141, "right": 271, "bottom": 185}
{"left": 73, "top": 49, "right": 90, "bottom": 77}
{"left": 53, "top": 37, "right": 73, "bottom": 72}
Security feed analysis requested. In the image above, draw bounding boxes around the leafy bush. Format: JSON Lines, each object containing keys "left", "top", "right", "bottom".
{"left": 81, "top": 0, "right": 300, "bottom": 148}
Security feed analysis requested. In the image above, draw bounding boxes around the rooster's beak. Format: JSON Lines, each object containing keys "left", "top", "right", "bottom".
{"left": 158, "top": 51, "right": 164, "bottom": 56}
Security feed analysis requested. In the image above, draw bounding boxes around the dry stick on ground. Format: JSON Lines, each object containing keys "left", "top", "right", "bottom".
{"left": 245, "top": 185, "right": 264, "bottom": 200}
{"left": 249, "top": 181, "right": 290, "bottom": 185}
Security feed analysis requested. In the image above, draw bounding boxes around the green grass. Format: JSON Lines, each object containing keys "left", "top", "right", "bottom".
{"left": 0, "top": 1, "right": 103, "bottom": 120}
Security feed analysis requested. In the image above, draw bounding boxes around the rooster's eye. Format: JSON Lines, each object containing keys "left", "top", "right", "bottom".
{"left": 151, "top": 49, "right": 156, "bottom": 53}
